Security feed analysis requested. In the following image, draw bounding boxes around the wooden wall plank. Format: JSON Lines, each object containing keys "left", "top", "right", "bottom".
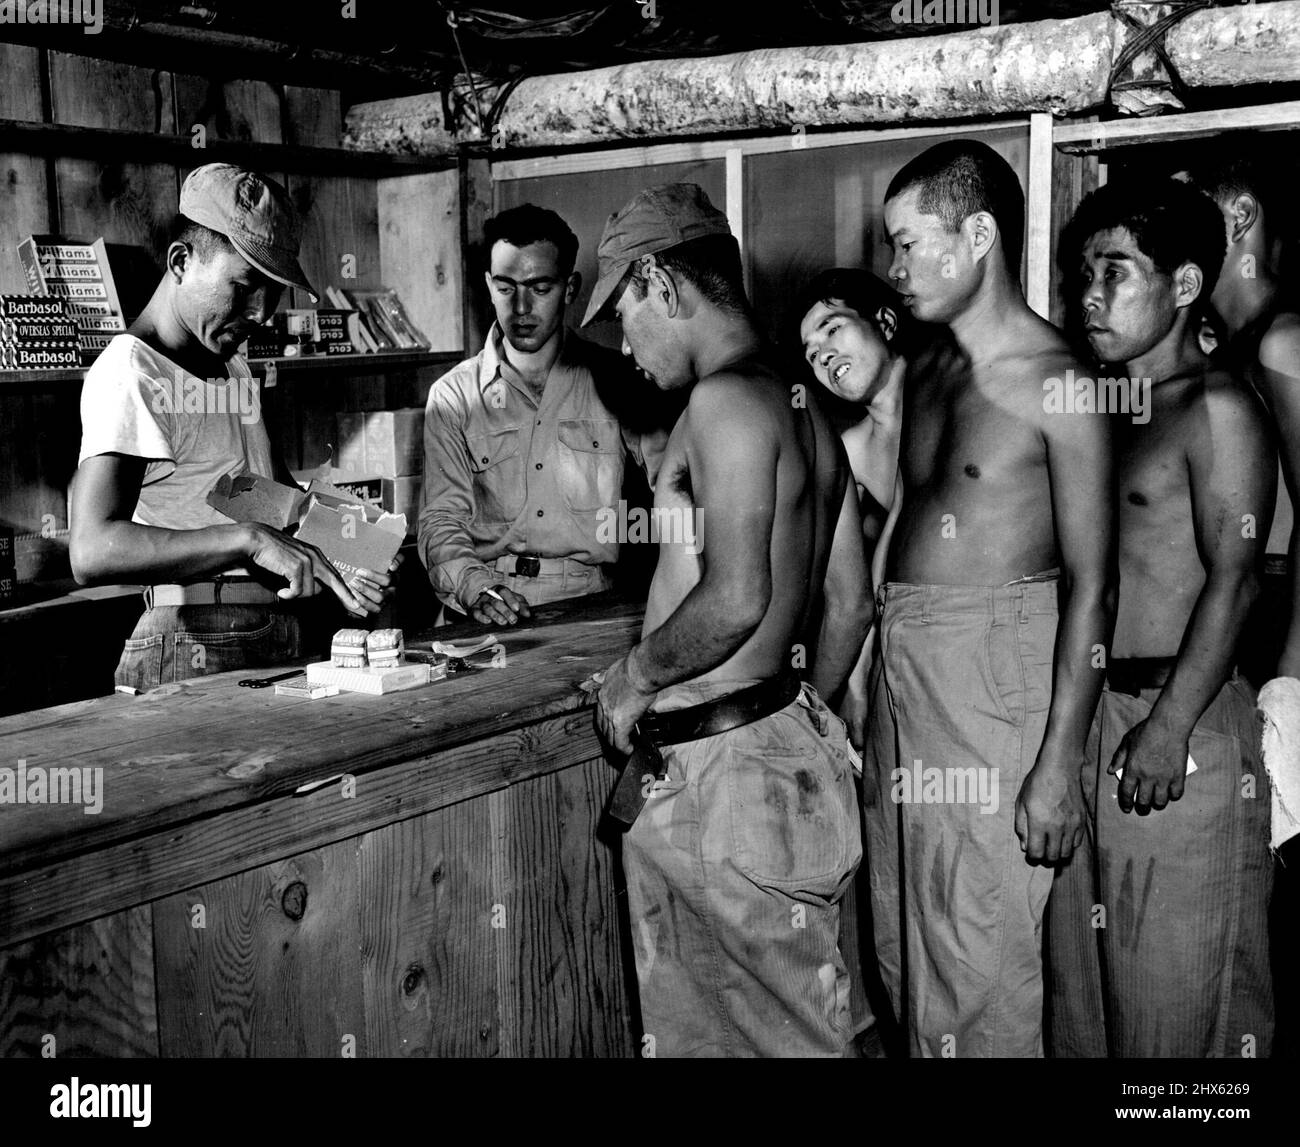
{"left": 0, "top": 905, "right": 157, "bottom": 1057}
{"left": 282, "top": 86, "right": 381, "bottom": 472}
{"left": 173, "top": 76, "right": 284, "bottom": 151}
{"left": 153, "top": 838, "right": 364, "bottom": 1057}
{"left": 378, "top": 170, "right": 462, "bottom": 353}
{"left": 358, "top": 803, "right": 499, "bottom": 1057}
{"left": 49, "top": 53, "right": 179, "bottom": 277}
{"left": 0, "top": 44, "right": 50, "bottom": 294}
{"left": 0, "top": 45, "right": 59, "bottom": 549}
{"left": 283, "top": 86, "right": 380, "bottom": 301}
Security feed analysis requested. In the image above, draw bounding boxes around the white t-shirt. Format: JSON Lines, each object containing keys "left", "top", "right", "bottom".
{"left": 78, "top": 334, "right": 274, "bottom": 530}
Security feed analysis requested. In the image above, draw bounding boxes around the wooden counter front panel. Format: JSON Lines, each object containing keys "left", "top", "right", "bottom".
{"left": 0, "top": 906, "right": 158, "bottom": 1058}
{"left": 1, "top": 755, "right": 635, "bottom": 1058}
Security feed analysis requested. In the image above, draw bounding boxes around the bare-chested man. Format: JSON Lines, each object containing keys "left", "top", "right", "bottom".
{"left": 588, "top": 184, "right": 873, "bottom": 1057}
{"left": 797, "top": 269, "right": 909, "bottom": 755}
{"left": 1048, "top": 179, "right": 1275, "bottom": 1058}
{"left": 1180, "top": 147, "right": 1300, "bottom": 687}
{"left": 867, "top": 140, "right": 1116, "bottom": 1057}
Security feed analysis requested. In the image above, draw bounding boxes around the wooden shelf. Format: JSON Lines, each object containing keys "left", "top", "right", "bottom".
{"left": 251, "top": 349, "right": 464, "bottom": 373}
{"left": 0, "top": 118, "right": 455, "bottom": 178}
{"left": 0, "top": 350, "right": 464, "bottom": 387}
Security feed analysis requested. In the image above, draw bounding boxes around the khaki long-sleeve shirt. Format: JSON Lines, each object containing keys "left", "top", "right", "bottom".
{"left": 419, "top": 324, "right": 627, "bottom": 612}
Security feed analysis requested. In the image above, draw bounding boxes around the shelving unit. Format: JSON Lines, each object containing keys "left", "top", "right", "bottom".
{"left": 0, "top": 349, "right": 464, "bottom": 388}
{"left": 0, "top": 117, "right": 454, "bottom": 178}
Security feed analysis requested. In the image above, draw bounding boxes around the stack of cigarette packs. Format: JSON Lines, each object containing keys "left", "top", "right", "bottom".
{"left": 0, "top": 295, "right": 82, "bottom": 371}
{"left": 15, "top": 235, "right": 127, "bottom": 366}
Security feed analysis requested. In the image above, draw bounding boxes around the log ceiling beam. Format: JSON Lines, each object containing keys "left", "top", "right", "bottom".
{"left": 344, "top": 2, "right": 1300, "bottom": 157}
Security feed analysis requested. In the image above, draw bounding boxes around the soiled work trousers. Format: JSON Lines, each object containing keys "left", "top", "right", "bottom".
{"left": 622, "top": 680, "right": 862, "bottom": 1057}
{"left": 864, "top": 578, "right": 1059, "bottom": 1057}
{"left": 1047, "top": 676, "right": 1274, "bottom": 1058}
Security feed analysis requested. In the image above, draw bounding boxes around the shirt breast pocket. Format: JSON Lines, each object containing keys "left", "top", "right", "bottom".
{"left": 556, "top": 418, "right": 622, "bottom": 513}
{"left": 466, "top": 428, "right": 525, "bottom": 522}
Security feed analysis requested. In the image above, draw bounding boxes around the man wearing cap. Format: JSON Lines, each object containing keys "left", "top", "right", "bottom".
{"left": 70, "top": 163, "right": 395, "bottom": 690}
{"left": 419, "top": 203, "right": 640, "bottom": 626}
{"left": 591, "top": 184, "right": 872, "bottom": 1057}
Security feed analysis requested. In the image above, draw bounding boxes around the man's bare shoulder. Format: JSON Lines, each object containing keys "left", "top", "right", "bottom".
{"left": 689, "top": 368, "right": 786, "bottom": 421}
{"left": 1259, "top": 309, "right": 1300, "bottom": 377}
{"left": 1199, "top": 366, "right": 1271, "bottom": 423}
{"left": 1166, "top": 367, "right": 1273, "bottom": 451}
{"left": 996, "top": 315, "right": 1081, "bottom": 380}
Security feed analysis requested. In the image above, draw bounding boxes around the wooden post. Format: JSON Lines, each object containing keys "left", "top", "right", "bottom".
{"left": 1049, "top": 117, "right": 1104, "bottom": 330}
{"left": 725, "top": 148, "right": 746, "bottom": 294}
{"left": 1026, "top": 112, "right": 1053, "bottom": 321}
{"left": 459, "top": 154, "right": 493, "bottom": 356}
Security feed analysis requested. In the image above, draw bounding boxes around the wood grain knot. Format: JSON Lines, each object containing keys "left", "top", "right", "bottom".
{"left": 430, "top": 862, "right": 445, "bottom": 886}
{"left": 402, "top": 965, "right": 426, "bottom": 996}
{"left": 478, "top": 1024, "right": 493, "bottom": 1041}
{"left": 281, "top": 881, "right": 308, "bottom": 921}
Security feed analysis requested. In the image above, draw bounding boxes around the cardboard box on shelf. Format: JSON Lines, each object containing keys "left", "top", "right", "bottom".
{"left": 335, "top": 409, "right": 424, "bottom": 478}
{"left": 382, "top": 476, "right": 422, "bottom": 524}
{"left": 292, "top": 467, "right": 383, "bottom": 506}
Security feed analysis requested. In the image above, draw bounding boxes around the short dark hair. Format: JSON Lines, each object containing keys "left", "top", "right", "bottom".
{"left": 1180, "top": 136, "right": 1294, "bottom": 241}
{"left": 794, "top": 267, "right": 910, "bottom": 344}
{"left": 627, "top": 234, "right": 748, "bottom": 317}
{"left": 171, "top": 214, "right": 236, "bottom": 262}
{"left": 1063, "top": 179, "right": 1227, "bottom": 302}
{"left": 885, "top": 139, "right": 1025, "bottom": 274}
{"left": 484, "top": 204, "right": 579, "bottom": 275}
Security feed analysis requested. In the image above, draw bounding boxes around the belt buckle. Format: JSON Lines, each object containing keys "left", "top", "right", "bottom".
{"left": 515, "top": 556, "right": 541, "bottom": 578}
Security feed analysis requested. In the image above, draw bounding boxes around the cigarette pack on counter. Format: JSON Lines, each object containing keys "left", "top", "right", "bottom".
{"left": 274, "top": 679, "right": 340, "bottom": 700}
{"left": 305, "top": 660, "right": 435, "bottom": 695}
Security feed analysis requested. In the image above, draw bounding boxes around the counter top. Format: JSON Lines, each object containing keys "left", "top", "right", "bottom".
{"left": 0, "top": 593, "right": 641, "bottom": 944}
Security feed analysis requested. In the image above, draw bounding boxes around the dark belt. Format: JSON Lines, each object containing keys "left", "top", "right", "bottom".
{"left": 605, "top": 671, "right": 803, "bottom": 828}
{"left": 1105, "top": 657, "right": 1177, "bottom": 696}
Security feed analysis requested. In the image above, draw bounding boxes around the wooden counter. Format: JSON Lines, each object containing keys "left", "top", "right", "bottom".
{"left": 0, "top": 593, "right": 643, "bottom": 1057}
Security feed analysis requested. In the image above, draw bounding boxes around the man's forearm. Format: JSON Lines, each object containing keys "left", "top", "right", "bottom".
{"left": 628, "top": 582, "right": 764, "bottom": 694}
{"left": 1149, "top": 572, "right": 1258, "bottom": 736}
{"left": 417, "top": 507, "right": 495, "bottom": 611}
{"left": 1279, "top": 530, "right": 1300, "bottom": 678}
{"left": 1037, "top": 575, "right": 1114, "bottom": 765}
{"left": 813, "top": 600, "right": 872, "bottom": 702}
{"left": 73, "top": 520, "right": 253, "bottom": 586}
